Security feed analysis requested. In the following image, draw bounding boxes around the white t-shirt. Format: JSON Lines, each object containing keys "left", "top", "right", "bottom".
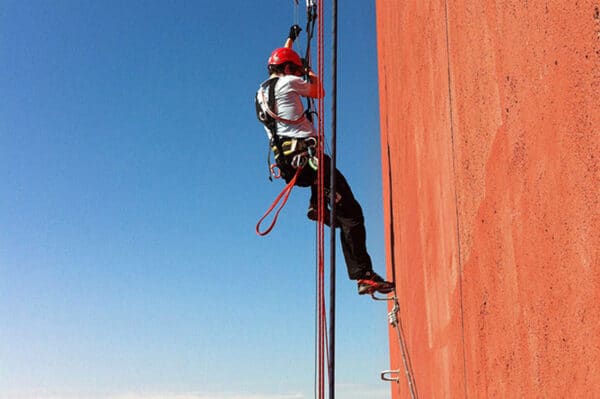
{"left": 256, "top": 75, "right": 316, "bottom": 139}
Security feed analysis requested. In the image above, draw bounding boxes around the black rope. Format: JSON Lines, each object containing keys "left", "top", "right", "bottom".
{"left": 303, "top": 3, "right": 316, "bottom": 65}
{"left": 303, "top": 3, "right": 318, "bottom": 122}
{"left": 386, "top": 144, "right": 397, "bottom": 280}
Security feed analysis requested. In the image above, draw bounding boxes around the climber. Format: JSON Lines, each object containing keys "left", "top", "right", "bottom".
{"left": 254, "top": 25, "right": 394, "bottom": 295}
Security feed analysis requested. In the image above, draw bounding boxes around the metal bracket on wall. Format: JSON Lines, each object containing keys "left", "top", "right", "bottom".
{"left": 381, "top": 369, "right": 401, "bottom": 383}
{"left": 370, "top": 292, "right": 395, "bottom": 301}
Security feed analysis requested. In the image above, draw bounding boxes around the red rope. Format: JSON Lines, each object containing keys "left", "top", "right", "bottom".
{"left": 316, "top": 0, "right": 326, "bottom": 398}
{"left": 255, "top": 166, "right": 302, "bottom": 236}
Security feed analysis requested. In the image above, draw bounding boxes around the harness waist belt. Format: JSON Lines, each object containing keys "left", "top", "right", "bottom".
{"left": 271, "top": 137, "right": 317, "bottom": 159}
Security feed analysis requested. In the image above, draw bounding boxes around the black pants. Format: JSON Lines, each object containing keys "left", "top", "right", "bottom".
{"left": 303, "top": 155, "right": 374, "bottom": 280}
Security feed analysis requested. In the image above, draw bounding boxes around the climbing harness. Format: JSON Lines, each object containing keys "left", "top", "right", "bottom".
{"left": 255, "top": 77, "right": 317, "bottom": 183}
{"left": 255, "top": 77, "right": 297, "bottom": 181}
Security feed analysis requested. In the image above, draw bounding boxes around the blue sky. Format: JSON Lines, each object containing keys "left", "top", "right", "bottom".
{"left": 0, "top": 1, "right": 390, "bottom": 398}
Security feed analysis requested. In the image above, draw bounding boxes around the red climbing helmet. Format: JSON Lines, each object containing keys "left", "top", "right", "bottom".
{"left": 268, "top": 47, "right": 303, "bottom": 68}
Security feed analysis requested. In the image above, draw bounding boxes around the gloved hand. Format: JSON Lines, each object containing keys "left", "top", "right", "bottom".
{"left": 288, "top": 24, "right": 302, "bottom": 41}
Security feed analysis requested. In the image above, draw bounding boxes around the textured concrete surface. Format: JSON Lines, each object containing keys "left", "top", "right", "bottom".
{"left": 376, "top": 1, "right": 600, "bottom": 398}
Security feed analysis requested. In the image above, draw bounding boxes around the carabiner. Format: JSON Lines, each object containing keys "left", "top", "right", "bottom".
{"left": 270, "top": 163, "right": 282, "bottom": 179}
{"left": 291, "top": 153, "right": 307, "bottom": 169}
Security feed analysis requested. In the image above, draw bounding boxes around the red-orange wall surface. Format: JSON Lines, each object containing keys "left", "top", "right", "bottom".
{"left": 376, "top": 1, "right": 599, "bottom": 398}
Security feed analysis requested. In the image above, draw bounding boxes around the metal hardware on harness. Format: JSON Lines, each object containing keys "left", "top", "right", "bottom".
{"left": 270, "top": 163, "right": 282, "bottom": 179}
{"left": 291, "top": 153, "right": 308, "bottom": 169}
{"left": 381, "top": 369, "right": 400, "bottom": 383}
{"left": 272, "top": 138, "right": 315, "bottom": 157}
{"left": 304, "top": 137, "right": 318, "bottom": 170}
{"left": 305, "top": 136, "right": 317, "bottom": 150}
{"left": 270, "top": 138, "right": 316, "bottom": 170}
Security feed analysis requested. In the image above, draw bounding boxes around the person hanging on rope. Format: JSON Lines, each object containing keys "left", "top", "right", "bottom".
{"left": 255, "top": 25, "right": 394, "bottom": 295}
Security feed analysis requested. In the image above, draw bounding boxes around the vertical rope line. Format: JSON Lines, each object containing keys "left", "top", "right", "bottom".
{"left": 316, "top": 0, "right": 326, "bottom": 397}
{"left": 387, "top": 146, "right": 419, "bottom": 399}
{"left": 386, "top": 143, "right": 397, "bottom": 281}
{"left": 314, "top": 223, "right": 321, "bottom": 399}
{"left": 443, "top": 1, "right": 468, "bottom": 397}
{"left": 328, "top": 0, "right": 337, "bottom": 398}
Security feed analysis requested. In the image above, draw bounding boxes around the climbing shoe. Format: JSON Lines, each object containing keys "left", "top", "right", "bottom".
{"left": 357, "top": 272, "right": 395, "bottom": 295}
{"left": 307, "top": 204, "right": 338, "bottom": 227}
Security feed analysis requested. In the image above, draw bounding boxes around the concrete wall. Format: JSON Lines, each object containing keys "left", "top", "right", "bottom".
{"left": 376, "top": 1, "right": 600, "bottom": 398}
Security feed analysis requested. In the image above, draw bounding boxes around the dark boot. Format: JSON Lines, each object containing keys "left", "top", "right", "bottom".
{"left": 357, "top": 271, "right": 394, "bottom": 295}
